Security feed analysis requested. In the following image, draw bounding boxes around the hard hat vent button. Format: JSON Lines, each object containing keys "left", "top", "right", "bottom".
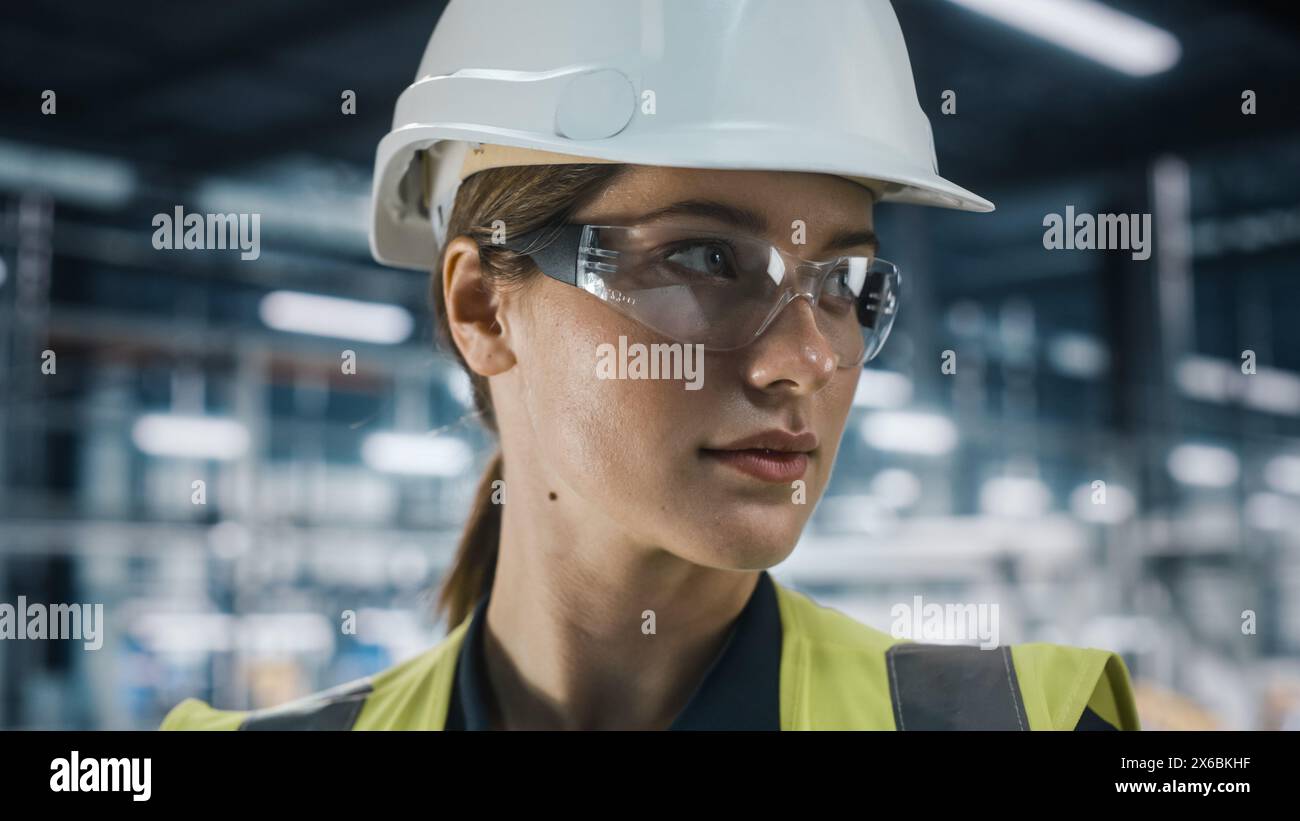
{"left": 554, "top": 69, "right": 637, "bottom": 141}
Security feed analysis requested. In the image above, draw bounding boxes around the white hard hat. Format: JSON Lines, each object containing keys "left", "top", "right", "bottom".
{"left": 369, "top": 0, "right": 995, "bottom": 270}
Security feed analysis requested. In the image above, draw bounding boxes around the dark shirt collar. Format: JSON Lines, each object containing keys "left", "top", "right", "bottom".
{"left": 444, "top": 570, "right": 782, "bottom": 730}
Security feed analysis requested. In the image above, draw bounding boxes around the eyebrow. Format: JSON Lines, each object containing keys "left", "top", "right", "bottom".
{"left": 631, "top": 198, "right": 881, "bottom": 256}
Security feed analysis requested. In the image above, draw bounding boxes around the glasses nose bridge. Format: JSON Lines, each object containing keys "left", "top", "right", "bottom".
{"left": 763, "top": 246, "right": 824, "bottom": 306}
{"left": 755, "top": 259, "right": 829, "bottom": 337}
{"left": 794, "top": 257, "right": 822, "bottom": 280}
{"left": 766, "top": 242, "right": 819, "bottom": 281}
{"left": 788, "top": 258, "right": 827, "bottom": 303}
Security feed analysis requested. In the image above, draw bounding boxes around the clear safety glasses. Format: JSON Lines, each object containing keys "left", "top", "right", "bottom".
{"left": 500, "top": 221, "right": 901, "bottom": 367}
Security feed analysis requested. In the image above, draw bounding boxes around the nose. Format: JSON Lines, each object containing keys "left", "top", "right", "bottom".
{"left": 742, "top": 292, "right": 837, "bottom": 395}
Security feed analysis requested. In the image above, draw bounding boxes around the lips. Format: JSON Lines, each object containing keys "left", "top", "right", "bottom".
{"left": 700, "top": 430, "right": 818, "bottom": 483}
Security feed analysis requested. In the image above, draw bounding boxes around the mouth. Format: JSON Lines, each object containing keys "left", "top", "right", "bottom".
{"left": 700, "top": 430, "right": 818, "bottom": 484}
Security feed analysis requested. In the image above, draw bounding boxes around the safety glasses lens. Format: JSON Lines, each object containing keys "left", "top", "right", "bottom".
{"left": 575, "top": 223, "right": 899, "bottom": 365}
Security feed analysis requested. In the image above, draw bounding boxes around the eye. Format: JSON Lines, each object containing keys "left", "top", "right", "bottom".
{"left": 661, "top": 240, "right": 738, "bottom": 280}
{"left": 845, "top": 258, "right": 874, "bottom": 289}
{"left": 812, "top": 259, "right": 869, "bottom": 319}
{"left": 823, "top": 259, "right": 865, "bottom": 298}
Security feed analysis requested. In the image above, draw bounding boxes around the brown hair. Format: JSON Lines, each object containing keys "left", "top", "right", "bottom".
{"left": 429, "top": 159, "right": 629, "bottom": 628}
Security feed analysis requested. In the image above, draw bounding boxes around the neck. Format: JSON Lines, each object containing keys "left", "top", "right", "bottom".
{"left": 480, "top": 476, "right": 760, "bottom": 730}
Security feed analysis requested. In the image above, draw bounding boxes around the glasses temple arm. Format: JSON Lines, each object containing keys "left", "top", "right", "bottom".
{"left": 499, "top": 223, "right": 586, "bottom": 286}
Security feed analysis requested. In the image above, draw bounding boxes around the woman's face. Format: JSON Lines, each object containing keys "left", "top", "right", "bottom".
{"left": 494, "top": 165, "right": 875, "bottom": 569}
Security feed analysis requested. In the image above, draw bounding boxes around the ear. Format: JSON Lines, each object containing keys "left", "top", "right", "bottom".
{"left": 442, "top": 235, "right": 516, "bottom": 377}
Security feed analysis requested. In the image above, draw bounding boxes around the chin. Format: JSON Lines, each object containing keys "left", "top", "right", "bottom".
{"left": 672, "top": 517, "right": 803, "bottom": 571}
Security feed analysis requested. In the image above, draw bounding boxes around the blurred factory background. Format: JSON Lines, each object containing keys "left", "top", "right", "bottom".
{"left": 2, "top": 0, "right": 1299, "bottom": 730}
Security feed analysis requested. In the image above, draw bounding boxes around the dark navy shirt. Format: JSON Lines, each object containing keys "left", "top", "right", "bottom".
{"left": 443, "top": 570, "right": 782, "bottom": 730}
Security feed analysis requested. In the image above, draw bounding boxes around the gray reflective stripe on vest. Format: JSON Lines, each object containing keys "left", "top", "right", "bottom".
{"left": 886, "top": 643, "right": 1029, "bottom": 730}
{"left": 238, "top": 677, "right": 374, "bottom": 731}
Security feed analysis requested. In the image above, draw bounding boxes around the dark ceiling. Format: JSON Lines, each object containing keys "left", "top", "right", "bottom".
{"left": 2, "top": 0, "right": 1297, "bottom": 200}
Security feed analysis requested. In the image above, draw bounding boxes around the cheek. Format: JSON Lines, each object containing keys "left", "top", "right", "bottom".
{"left": 516, "top": 287, "right": 698, "bottom": 503}
{"left": 819, "top": 369, "right": 859, "bottom": 455}
{"left": 810, "top": 369, "right": 858, "bottom": 490}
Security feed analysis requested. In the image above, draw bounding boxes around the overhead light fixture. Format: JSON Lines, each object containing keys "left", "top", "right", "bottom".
{"left": 870, "top": 468, "right": 923, "bottom": 509}
{"left": 0, "top": 138, "right": 138, "bottom": 208}
{"left": 361, "top": 432, "right": 473, "bottom": 477}
{"left": 947, "top": 0, "right": 1181, "bottom": 76}
{"left": 1245, "top": 493, "right": 1299, "bottom": 532}
{"left": 1047, "top": 332, "right": 1108, "bottom": 379}
{"left": 1175, "top": 355, "right": 1233, "bottom": 403}
{"left": 1167, "top": 443, "right": 1239, "bottom": 488}
{"left": 860, "top": 411, "right": 958, "bottom": 455}
{"left": 132, "top": 414, "right": 250, "bottom": 460}
{"left": 1069, "top": 482, "right": 1136, "bottom": 523}
{"left": 1264, "top": 454, "right": 1300, "bottom": 496}
{"left": 1244, "top": 368, "right": 1300, "bottom": 416}
{"left": 445, "top": 369, "right": 475, "bottom": 409}
{"left": 852, "top": 369, "right": 914, "bottom": 408}
{"left": 259, "top": 290, "right": 413, "bottom": 344}
{"left": 980, "top": 476, "right": 1052, "bottom": 518}
{"left": 1175, "top": 355, "right": 1300, "bottom": 416}
{"left": 195, "top": 159, "right": 371, "bottom": 253}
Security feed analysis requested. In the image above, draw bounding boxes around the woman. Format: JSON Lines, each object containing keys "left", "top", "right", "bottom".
{"left": 162, "top": 0, "right": 1140, "bottom": 731}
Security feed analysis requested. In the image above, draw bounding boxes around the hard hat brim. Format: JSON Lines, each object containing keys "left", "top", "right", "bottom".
{"left": 370, "top": 126, "right": 994, "bottom": 271}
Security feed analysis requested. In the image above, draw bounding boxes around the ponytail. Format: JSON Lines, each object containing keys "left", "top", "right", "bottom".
{"left": 437, "top": 449, "right": 504, "bottom": 628}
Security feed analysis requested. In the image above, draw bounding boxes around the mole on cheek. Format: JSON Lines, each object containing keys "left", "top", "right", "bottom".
{"left": 548, "top": 492, "right": 558, "bottom": 501}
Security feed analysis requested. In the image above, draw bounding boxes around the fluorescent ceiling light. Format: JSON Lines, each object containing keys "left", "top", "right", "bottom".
{"left": 1245, "top": 493, "right": 1299, "bottom": 532}
{"left": 132, "top": 414, "right": 250, "bottom": 460}
{"left": 260, "top": 290, "right": 413, "bottom": 344}
{"left": 1264, "top": 454, "right": 1300, "bottom": 496}
{"left": 1047, "top": 332, "right": 1108, "bottom": 379}
{"left": 870, "top": 468, "right": 923, "bottom": 509}
{"left": 1244, "top": 368, "right": 1300, "bottom": 415}
{"left": 0, "top": 138, "right": 138, "bottom": 208}
{"left": 362, "top": 432, "right": 473, "bottom": 477}
{"left": 1069, "top": 482, "right": 1135, "bottom": 523}
{"left": 1175, "top": 355, "right": 1233, "bottom": 403}
{"left": 1167, "top": 443, "right": 1239, "bottom": 488}
{"left": 980, "top": 476, "right": 1052, "bottom": 518}
{"left": 853, "top": 369, "right": 914, "bottom": 408}
{"left": 860, "top": 411, "right": 958, "bottom": 455}
{"left": 1175, "top": 355, "right": 1300, "bottom": 415}
{"left": 445, "top": 369, "right": 475, "bottom": 408}
{"left": 195, "top": 158, "right": 371, "bottom": 252}
{"left": 948, "top": 0, "right": 1181, "bottom": 76}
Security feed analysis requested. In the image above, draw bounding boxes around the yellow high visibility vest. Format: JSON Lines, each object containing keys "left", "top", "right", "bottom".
{"left": 161, "top": 577, "right": 1140, "bottom": 731}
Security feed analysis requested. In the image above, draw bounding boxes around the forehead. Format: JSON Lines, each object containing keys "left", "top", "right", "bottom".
{"left": 571, "top": 165, "right": 875, "bottom": 233}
